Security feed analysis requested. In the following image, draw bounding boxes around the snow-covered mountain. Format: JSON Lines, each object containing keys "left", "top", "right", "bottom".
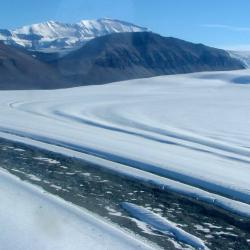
{"left": 0, "top": 18, "right": 148, "bottom": 52}
{"left": 0, "top": 32, "right": 244, "bottom": 90}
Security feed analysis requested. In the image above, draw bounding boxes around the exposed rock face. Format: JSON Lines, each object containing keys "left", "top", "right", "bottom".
{"left": 52, "top": 32, "right": 245, "bottom": 85}
{"left": 0, "top": 32, "right": 245, "bottom": 90}
{"left": 0, "top": 42, "right": 66, "bottom": 90}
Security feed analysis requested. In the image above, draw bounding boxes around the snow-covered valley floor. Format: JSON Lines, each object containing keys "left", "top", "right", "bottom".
{"left": 0, "top": 69, "right": 250, "bottom": 249}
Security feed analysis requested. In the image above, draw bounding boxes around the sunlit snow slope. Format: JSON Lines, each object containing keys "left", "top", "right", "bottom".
{"left": 0, "top": 69, "right": 250, "bottom": 216}
{"left": 0, "top": 169, "right": 153, "bottom": 250}
{"left": 0, "top": 18, "right": 148, "bottom": 52}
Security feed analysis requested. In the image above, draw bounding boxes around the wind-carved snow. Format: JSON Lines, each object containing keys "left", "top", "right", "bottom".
{"left": 0, "top": 18, "right": 148, "bottom": 52}
{"left": 122, "top": 202, "right": 207, "bottom": 249}
{"left": 0, "top": 69, "right": 250, "bottom": 217}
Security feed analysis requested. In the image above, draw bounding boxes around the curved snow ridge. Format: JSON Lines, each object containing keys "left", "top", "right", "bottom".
{"left": 1, "top": 123, "right": 250, "bottom": 206}
{"left": 8, "top": 97, "right": 250, "bottom": 161}
{"left": 0, "top": 70, "right": 250, "bottom": 216}
{"left": 1, "top": 131, "right": 250, "bottom": 219}
{"left": 60, "top": 98, "right": 250, "bottom": 159}
{"left": 49, "top": 107, "right": 250, "bottom": 203}
{"left": 121, "top": 202, "right": 208, "bottom": 250}
{"left": 9, "top": 95, "right": 250, "bottom": 204}
{"left": 54, "top": 103, "right": 250, "bottom": 161}
{"left": 0, "top": 168, "right": 154, "bottom": 250}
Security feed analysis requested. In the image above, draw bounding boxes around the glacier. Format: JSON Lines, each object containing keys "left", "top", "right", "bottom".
{"left": 0, "top": 69, "right": 250, "bottom": 218}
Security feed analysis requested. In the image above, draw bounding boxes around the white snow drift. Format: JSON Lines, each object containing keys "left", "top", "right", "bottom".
{"left": 0, "top": 169, "right": 153, "bottom": 250}
{"left": 0, "top": 69, "right": 250, "bottom": 218}
{"left": 122, "top": 202, "right": 207, "bottom": 249}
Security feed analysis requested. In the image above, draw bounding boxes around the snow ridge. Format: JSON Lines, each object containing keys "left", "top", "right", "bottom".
{"left": 122, "top": 202, "right": 207, "bottom": 250}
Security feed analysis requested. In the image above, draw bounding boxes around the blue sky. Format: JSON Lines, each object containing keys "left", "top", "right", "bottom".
{"left": 1, "top": 0, "right": 250, "bottom": 50}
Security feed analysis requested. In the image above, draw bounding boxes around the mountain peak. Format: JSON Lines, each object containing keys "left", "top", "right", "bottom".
{"left": 0, "top": 18, "right": 148, "bottom": 52}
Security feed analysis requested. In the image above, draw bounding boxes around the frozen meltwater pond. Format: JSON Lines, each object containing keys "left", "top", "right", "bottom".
{"left": 1, "top": 138, "right": 250, "bottom": 250}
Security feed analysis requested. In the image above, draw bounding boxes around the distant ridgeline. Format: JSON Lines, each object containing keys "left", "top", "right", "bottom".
{"left": 0, "top": 19, "right": 245, "bottom": 90}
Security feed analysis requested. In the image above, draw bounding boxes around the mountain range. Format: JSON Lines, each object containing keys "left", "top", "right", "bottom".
{"left": 51, "top": 32, "right": 244, "bottom": 86}
{"left": 0, "top": 19, "right": 246, "bottom": 90}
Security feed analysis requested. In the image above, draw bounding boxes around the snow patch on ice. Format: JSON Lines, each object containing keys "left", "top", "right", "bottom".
{"left": 121, "top": 202, "right": 208, "bottom": 250}
{"left": 33, "top": 156, "right": 60, "bottom": 164}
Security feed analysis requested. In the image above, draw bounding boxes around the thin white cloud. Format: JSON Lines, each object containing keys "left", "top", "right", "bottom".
{"left": 202, "top": 24, "right": 250, "bottom": 32}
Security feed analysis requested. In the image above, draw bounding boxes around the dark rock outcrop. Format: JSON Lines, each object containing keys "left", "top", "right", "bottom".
{"left": 52, "top": 32, "right": 245, "bottom": 85}
{"left": 0, "top": 32, "right": 245, "bottom": 90}
{"left": 0, "top": 42, "right": 67, "bottom": 90}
